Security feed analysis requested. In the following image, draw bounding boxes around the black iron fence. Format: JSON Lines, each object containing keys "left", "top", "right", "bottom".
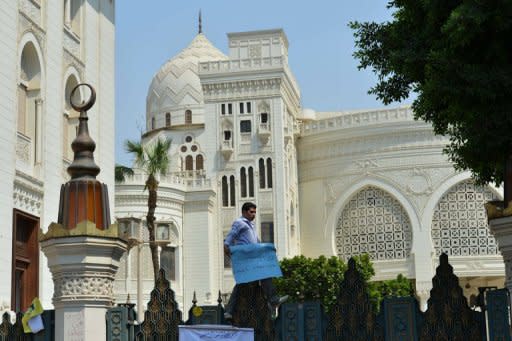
{"left": 105, "top": 253, "right": 512, "bottom": 341}
{"left": 1, "top": 254, "right": 510, "bottom": 340}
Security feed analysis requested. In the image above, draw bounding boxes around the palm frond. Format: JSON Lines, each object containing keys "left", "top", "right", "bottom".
{"left": 125, "top": 139, "right": 146, "bottom": 168}
{"left": 115, "top": 164, "right": 134, "bottom": 183}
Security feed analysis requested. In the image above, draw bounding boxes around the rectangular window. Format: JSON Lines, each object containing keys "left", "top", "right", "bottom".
{"left": 261, "top": 222, "right": 274, "bottom": 243}
{"left": 261, "top": 113, "right": 268, "bottom": 123}
{"left": 160, "top": 246, "right": 176, "bottom": 281}
{"left": 221, "top": 104, "right": 226, "bottom": 115}
{"left": 228, "top": 103, "right": 233, "bottom": 115}
{"left": 224, "top": 130, "right": 232, "bottom": 141}
{"left": 239, "top": 102, "right": 244, "bottom": 114}
{"left": 240, "top": 120, "right": 251, "bottom": 133}
{"left": 246, "top": 102, "right": 252, "bottom": 113}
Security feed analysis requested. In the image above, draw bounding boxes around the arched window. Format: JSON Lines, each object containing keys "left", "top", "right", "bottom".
{"left": 196, "top": 155, "right": 203, "bottom": 170}
{"left": 151, "top": 117, "right": 155, "bottom": 130}
{"left": 336, "top": 186, "right": 412, "bottom": 261}
{"left": 165, "top": 112, "right": 171, "bottom": 127}
{"left": 266, "top": 158, "right": 273, "bottom": 188}
{"left": 259, "top": 158, "right": 266, "bottom": 188}
{"left": 240, "top": 167, "right": 247, "bottom": 198}
{"left": 64, "top": 0, "right": 83, "bottom": 37}
{"left": 185, "top": 155, "right": 193, "bottom": 171}
{"left": 230, "top": 175, "right": 236, "bottom": 206}
{"left": 222, "top": 176, "right": 228, "bottom": 207}
{"left": 185, "top": 110, "right": 192, "bottom": 124}
{"left": 248, "top": 167, "right": 254, "bottom": 197}
{"left": 18, "top": 41, "right": 42, "bottom": 166}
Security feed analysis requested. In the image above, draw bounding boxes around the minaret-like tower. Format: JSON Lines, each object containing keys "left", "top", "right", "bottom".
{"left": 40, "top": 84, "right": 126, "bottom": 341}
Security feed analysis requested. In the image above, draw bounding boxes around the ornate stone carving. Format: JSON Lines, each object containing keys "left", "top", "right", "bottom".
{"left": 63, "top": 49, "right": 84, "bottom": 76}
{"left": 63, "top": 28, "right": 81, "bottom": 60}
{"left": 19, "top": 0, "right": 42, "bottom": 28}
{"left": 54, "top": 273, "right": 114, "bottom": 299}
{"left": 16, "top": 133, "right": 30, "bottom": 163}
{"left": 19, "top": 12, "right": 45, "bottom": 51}
{"left": 355, "top": 159, "right": 379, "bottom": 169}
{"left": 202, "top": 78, "right": 282, "bottom": 100}
{"left": 405, "top": 168, "right": 433, "bottom": 195}
{"left": 13, "top": 171, "right": 43, "bottom": 216}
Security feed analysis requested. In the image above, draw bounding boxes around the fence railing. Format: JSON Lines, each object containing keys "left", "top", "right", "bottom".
{"left": 106, "top": 253, "right": 512, "bottom": 341}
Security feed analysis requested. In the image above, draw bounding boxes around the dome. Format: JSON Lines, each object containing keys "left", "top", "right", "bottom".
{"left": 146, "top": 34, "right": 228, "bottom": 120}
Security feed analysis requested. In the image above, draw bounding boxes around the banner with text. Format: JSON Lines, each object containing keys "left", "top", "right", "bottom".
{"left": 230, "top": 243, "right": 282, "bottom": 284}
{"left": 179, "top": 325, "right": 254, "bottom": 341}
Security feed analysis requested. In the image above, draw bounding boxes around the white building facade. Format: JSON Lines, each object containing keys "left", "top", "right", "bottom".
{"left": 114, "top": 28, "right": 505, "bottom": 313}
{"left": 0, "top": 0, "right": 116, "bottom": 311}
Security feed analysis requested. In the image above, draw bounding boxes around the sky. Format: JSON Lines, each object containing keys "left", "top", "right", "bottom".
{"left": 115, "top": 1, "right": 404, "bottom": 166}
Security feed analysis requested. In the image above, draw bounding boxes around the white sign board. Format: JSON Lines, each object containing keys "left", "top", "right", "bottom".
{"left": 179, "top": 325, "right": 254, "bottom": 341}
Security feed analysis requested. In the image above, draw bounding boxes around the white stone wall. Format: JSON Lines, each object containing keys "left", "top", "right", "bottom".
{"left": 0, "top": 0, "right": 115, "bottom": 310}
{"left": 0, "top": 0, "right": 18, "bottom": 308}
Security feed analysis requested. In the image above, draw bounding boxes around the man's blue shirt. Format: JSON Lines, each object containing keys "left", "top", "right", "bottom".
{"left": 224, "top": 217, "right": 258, "bottom": 246}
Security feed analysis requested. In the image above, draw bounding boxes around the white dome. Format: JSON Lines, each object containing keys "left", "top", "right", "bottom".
{"left": 146, "top": 34, "right": 228, "bottom": 120}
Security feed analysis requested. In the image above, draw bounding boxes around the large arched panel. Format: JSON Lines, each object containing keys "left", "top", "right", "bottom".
{"left": 336, "top": 186, "right": 412, "bottom": 261}
{"left": 431, "top": 180, "right": 499, "bottom": 256}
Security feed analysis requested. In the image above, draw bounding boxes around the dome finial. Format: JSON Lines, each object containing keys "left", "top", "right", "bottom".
{"left": 198, "top": 10, "right": 202, "bottom": 34}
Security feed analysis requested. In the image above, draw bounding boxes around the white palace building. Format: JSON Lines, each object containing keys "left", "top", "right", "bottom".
{"left": 0, "top": 0, "right": 504, "bottom": 316}
{"left": 113, "top": 27, "right": 505, "bottom": 313}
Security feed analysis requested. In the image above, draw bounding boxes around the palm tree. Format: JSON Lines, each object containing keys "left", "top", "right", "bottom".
{"left": 115, "top": 163, "right": 134, "bottom": 182}
{"left": 124, "top": 137, "right": 172, "bottom": 283}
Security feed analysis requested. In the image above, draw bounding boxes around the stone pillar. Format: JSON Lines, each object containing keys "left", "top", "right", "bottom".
{"left": 40, "top": 222, "right": 126, "bottom": 341}
{"left": 415, "top": 281, "right": 432, "bottom": 312}
{"left": 488, "top": 215, "right": 512, "bottom": 306}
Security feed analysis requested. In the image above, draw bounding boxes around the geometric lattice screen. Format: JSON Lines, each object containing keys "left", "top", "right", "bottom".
{"left": 336, "top": 186, "right": 412, "bottom": 261}
{"left": 431, "top": 180, "right": 499, "bottom": 257}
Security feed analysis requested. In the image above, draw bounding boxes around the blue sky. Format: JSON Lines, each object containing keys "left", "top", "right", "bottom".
{"left": 115, "top": 1, "right": 403, "bottom": 165}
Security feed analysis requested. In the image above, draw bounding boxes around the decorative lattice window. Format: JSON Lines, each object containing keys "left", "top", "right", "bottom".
{"left": 431, "top": 181, "right": 499, "bottom": 257}
{"left": 336, "top": 186, "right": 412, "bottom": 261}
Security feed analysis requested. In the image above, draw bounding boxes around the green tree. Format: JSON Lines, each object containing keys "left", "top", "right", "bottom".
{"left": 124, "top": 138, "right": 172, "bottom": 283}
{"left": 274, "top": 254, "right": 413, "bottom": 311}
{"left": 115, "top": 164, "right": 134, "bottom": 182}
{"left": 350, "top": 1, "right": 512, "bottom": 204}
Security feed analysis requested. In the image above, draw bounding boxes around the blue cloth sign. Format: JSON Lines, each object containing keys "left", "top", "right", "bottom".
{"left": 230, "top": 243, "right": 282, "bottom": 284}
{"left": 179, "top": 325, "right": 254, "bottom": 341}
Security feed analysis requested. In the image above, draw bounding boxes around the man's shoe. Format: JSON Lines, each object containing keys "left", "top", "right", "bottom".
{"left": 224, "top": 312, "right": 233, "bottom": 321}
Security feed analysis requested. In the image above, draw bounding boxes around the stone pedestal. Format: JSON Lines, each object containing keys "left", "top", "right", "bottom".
{"left": 488, "top": 215, "right": 512, "bottom": 306}
{"left": 40, "top": 222, "right": 126, "bottom": 341}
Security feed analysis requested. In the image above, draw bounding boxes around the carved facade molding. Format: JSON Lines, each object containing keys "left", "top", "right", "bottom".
{"left": 63, "top": 48, "right": 84, "bottom": 77}
{"left": 202, "top": 78, "right": 282, "bottom": 100}
{"left": 19, "top": 11, "right": 45, "bottom": 51}
{"left": 63, "top": 28, "right": 81, "bottom": 60}
{"left": 405, "top": 168, "right": 433, "bottom": 196}
{"left": 13, "top": 170, "right": 43, "bottom": 216}
{"left": 19, "top": 0, "right": 42, "bottom": 33}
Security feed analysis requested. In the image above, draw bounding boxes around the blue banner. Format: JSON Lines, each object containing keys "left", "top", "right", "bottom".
{"left": 230, "top": 243, "right": 282, "bottom": 284}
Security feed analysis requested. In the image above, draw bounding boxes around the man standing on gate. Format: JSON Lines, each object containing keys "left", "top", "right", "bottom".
{"left": 223, "top": 202, "right": 288, "bottom": 320}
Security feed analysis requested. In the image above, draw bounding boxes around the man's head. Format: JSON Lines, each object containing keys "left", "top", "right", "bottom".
{"left": 241, "top": 202, "right": 257, "bottom": 221}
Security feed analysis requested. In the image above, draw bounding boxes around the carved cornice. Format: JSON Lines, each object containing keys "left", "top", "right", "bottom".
{"left": 202, "top": 78, "right": 282, "bottom": 100}
{"left": 298, "top": 130, "right": 446, "bottom": 164}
